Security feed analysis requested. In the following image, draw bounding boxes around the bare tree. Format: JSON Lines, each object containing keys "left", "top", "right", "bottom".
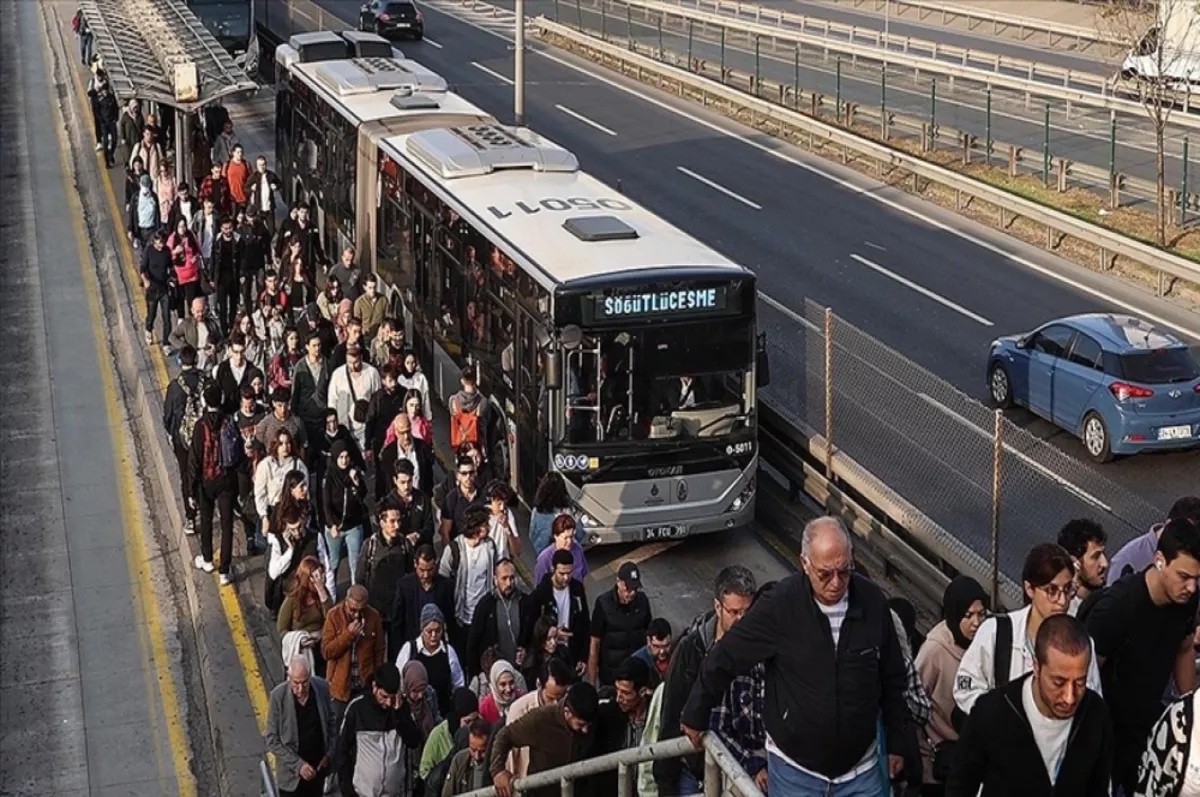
{"left": 1101, "top": 0, "right": 1198, "bottom": 246}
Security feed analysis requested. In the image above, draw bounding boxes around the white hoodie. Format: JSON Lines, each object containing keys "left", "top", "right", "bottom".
{"left": 953, "top": 604, "right": 1103, "bottom": 715}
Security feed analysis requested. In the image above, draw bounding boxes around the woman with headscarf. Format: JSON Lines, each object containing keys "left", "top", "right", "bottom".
{"left": 478, "top": 659, "right": 524, "bottom": 726}
{"left": 401, "top": 659, "right": 441, "bottom": 795}
{"left": 320, "top": 439, "right": 367, "bottom": 600}
{"left": 915, "top": 576, "right": 989, "bottom": 797}
{"left": 334, "top": 298, "right": 354, "bottom": 345}
{"left": 419, "top": 688, "right": 480, "bottom": 781}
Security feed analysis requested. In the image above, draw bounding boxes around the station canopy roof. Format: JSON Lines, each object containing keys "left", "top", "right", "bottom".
{"left": 80, "top": 0, "right": 257, "bottom": 110}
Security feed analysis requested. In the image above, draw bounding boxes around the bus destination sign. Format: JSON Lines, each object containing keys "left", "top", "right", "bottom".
{"left": 593, "top": 287, "right": 728, "bottom": 320}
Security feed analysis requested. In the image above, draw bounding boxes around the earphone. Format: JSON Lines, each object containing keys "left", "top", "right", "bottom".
{"left": 1157, "top": 560, "right": 1165, "bottom": 571}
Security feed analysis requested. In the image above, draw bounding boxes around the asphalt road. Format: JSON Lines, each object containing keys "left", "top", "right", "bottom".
{"left": 269, "top": 0, "right": 1195, "bottom": 567}
{"left": 498, "top": 0, "right": 1190, "bottom": 199}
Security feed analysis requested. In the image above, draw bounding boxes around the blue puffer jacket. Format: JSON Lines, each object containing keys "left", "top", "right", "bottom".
{"left": 137, "top": 185, "right": 158, "bottom": 230}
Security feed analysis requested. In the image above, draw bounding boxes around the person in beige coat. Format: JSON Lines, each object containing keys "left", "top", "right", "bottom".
{"left": 914, "top": 576, "right": 989, "bottom": 796}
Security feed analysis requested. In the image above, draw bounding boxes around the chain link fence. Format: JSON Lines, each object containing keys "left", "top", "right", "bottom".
{"left": 757, "top": 297, "right": 1164, "bottom": 604}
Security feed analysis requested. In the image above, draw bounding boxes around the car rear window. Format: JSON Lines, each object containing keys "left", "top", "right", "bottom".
{"left": 386, "top": 2, "right": 417, "bottom": 12}
{"left": 1118, "top": 347, "right": 1200, "bottom": 384}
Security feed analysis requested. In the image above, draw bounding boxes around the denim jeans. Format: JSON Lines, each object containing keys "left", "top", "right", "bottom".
{"left": 678, "top": 767, "right": 702, "bottom": 796}
{"left": 767, "top": 754, "right": 884, "bottom": 797}
{"left": 323, "top": 524, "right": 363, "bottom": 598}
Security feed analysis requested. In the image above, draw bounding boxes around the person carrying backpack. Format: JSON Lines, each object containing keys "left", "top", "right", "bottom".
{"left": 188, "top": 383, "right": 238, "bottom": 584}
{"left": 163, "top": 344, "right": 208, "bottom": 534}
{"left": 448, "top": 367, "right": 487, "bottom": 451}
{"left": 439, "top": 507, "right": 506, "bottom": 655}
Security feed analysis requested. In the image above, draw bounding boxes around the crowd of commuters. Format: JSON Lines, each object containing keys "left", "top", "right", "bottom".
{"left": 74, "top": 18, "right": 1200, "bottom": 797}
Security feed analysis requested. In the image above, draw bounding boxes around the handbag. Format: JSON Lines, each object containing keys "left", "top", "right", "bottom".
{"left": 347, "top": 367, "right": 369, "bottom": 424}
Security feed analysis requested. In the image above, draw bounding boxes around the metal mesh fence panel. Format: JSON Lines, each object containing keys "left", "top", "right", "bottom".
{"left": 758, "top": 297, "right": 1163, "bottom": 594}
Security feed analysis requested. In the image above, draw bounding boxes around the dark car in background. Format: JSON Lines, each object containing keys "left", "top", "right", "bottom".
{"left": 986, "top": 313, "right": 1200, "bottom": 462}
{"left": 359, "top": 0, "right": 425, "bottom": 40}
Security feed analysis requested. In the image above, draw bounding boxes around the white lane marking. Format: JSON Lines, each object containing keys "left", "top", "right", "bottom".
{"left": 425, "top": 0, "right": 1200, "bottom": 341}
{"left": 864, "top": 240, "right": 887, "bottom": 251}
{"left": 554, "top": 103, "right": 618, "bottom": 136}
{"left": 850, "top": 253, "right": 994, "bottom": 327}
{"left": 917, "top": 393, "right": 1114, "bottom": 512}
{"left": 470, "top": 61, "right": 514, "bottom": 85}
{"left": 421, "top": 36, "right": 444, "bottom": 48}
{"left": 676, "top": 165, "right": 762, "bottom": 210}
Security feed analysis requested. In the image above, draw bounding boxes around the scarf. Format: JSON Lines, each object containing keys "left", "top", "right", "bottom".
{"left": 402, "top": 661, "right": 436, "bottom": 737}
{"left": 325, "top": 440, "right": 351, "bottom": 490}
{"left": 943, "top": 576, "right": 989, "bottom": 650}
{"left": 489, "top": 659, "right": 521, "bottom": 717}
{"left": 454, "top": 388, "right": 483, "bottom": 414}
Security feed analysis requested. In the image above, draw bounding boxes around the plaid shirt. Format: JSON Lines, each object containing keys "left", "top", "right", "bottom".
{"left": 709, "top": 663, "right": 768, "bottom": 776}
{"left": 903, "top": 652, "right": 931, "bottom": 727}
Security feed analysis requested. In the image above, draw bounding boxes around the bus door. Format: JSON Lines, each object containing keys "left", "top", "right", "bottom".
{"left": 410, "top": 203, "right": 437, "bottom": 365}
{"left": 565, "top": 334, "right": 603, "bottom": 444}
{"left": 516, "top": 309, "right": 549, "bottom": 497}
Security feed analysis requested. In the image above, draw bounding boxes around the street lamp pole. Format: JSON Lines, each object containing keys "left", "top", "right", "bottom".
{"left": 515, "top": 0, "right": 526, "bottom": 126}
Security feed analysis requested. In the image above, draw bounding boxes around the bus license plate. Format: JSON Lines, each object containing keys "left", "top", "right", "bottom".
{"left": 1158, "top": 425, "right": 1193, "bottom": 441}
{"left": 644, "top": 525, "right": 689, "bottom": 540}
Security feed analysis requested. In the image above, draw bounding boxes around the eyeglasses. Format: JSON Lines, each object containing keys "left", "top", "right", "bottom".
{"left": 1038, "top": 582, "right": 1078, "bottom": 601}
{"left": 804, "top": 557, "right": 854, "bottom": 584}
{"left": 717, "top": 600, "right": 748, "bottom": 621}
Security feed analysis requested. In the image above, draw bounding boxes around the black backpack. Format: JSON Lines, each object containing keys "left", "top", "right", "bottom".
{"left": 993, "top": 613, "right": 1013, "bottom": 688}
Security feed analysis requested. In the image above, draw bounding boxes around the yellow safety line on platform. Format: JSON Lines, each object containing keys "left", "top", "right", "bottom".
{"left": 57, "top": 11, "right": 272, "bottom": 736}
{"left": 38, "top": 5, "right": 198, "bottom": 793}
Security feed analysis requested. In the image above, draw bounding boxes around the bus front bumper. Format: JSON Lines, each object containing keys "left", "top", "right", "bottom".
{"left": 579, "top": 495, "right": 757, "bottom": 546}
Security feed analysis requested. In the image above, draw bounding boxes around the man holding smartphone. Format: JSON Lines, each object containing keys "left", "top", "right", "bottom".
{"left": 334, "top": 663, "right": 425, "bottom": 797}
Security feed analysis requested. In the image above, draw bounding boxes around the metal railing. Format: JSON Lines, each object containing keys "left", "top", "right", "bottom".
{"left": 660, "top": 0, "right": 1115, "bottom": 94}
{"left": 256, "top": 736, "right": 763, "bottom": 797}
{"left": 535, "top": 16, "right": 1200, "bottom": 288}
{"left": 829, "top": 0, "right": 1126, "bottom": 55}
{"left": 600, "top": 0, "right": 1199, "bottom": 121}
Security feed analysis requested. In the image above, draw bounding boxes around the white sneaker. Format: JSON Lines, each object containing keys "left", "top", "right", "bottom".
{"left": 162, "top": 344, "right": 173, "bottom": 357}
{"left": 193, "top": 555, "right": 214, "bottom": 573}
{"left": 219, "top": 573, "right": 233, "bottom": 586}
{"left": 144, "top": 329, "right": 153, "bottom": 346}
{"left": 95, "top": 142, "right": 103, "bottom": 151}
{"left": 183, "top": 518, "right": 196, "bottom": 535}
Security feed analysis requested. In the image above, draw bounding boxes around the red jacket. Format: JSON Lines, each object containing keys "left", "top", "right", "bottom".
{"left": 225, "top": 158, "right": 251, "bottom": 205}
{"left": 199, "top": 174, "right": 231, "bottom": 217}
{"left": 167, "top": 231, "right": 202, "bottom": 284}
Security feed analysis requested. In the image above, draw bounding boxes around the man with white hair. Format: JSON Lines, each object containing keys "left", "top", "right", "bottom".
{"left": 680, "top": 516, "right": 915, "bottom": 796}
{"left": 266, "top": 656, "right": 337, "bottom": 797}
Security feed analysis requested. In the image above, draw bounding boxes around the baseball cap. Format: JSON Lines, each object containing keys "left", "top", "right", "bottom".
{"left": 617, "top": 561, "right": 642, "bottom": 591}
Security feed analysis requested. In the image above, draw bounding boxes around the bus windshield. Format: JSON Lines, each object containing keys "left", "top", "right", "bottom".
{"left": 563, "top": 317, "right": 754, "bottom": 444}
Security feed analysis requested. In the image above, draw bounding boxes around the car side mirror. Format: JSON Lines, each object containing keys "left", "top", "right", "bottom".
{"left": 756, "top": 333, "right": 771, "bottom": 388}
{"left": 1016, "top": 336, "right": 1030, "bottom": 350}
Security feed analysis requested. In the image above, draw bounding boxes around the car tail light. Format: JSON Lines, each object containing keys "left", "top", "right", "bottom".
{"left": 1194, "top": 382, "right": 1200, "bottom": 394}
{"left": 379, "top": 12, "right": 390, "bottom": 20}
{"left": 1109, "top": 382, "right": 1155, "bottom": 401}
{"left": 416, "top": 10, "right": 424, "bottom": 19}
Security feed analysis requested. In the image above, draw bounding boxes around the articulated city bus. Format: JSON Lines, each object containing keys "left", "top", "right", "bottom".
{"left": 274, "top": 33, "right": 766, "bottom": 544}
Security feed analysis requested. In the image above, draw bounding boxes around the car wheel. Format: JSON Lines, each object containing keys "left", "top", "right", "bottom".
{"left": 1081, "top": 412, "right": 1113, "bottom": 463}
{"left": 988, "top": 361, "right": 1013, "bottom": 409}
{"left": 413, "top": 30, "right": 424, "bottom": 40}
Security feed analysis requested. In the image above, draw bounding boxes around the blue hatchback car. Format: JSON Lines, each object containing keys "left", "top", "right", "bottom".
{"left": 987, "top": 314, "right": 1200, "bottom": 462}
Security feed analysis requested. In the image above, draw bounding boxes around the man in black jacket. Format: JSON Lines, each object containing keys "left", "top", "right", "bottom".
{"left": 291, "top": 331, "right": 330, "bottom": 451}
{"left": 679, "top": 517, "right": 912, "bottom": 795}
{"left": 188, "top": 384, "right": 236, "bottom": 583}
{"left": 947, "top": 614, "right": 1113, "bottom": 797}
{"left": 210, "top": 216, "right": 242, "bottom": 333}
{"left": 588, "top": 562, "right": 653, "bottom": 687}
{"left": 335, "top": 663, "right": 424, "bottom": 797}
{"left": 654, "top": 565, "right": 756, "bottom": 795}
{"left": 363, "top": 365, "right": 405, "bottom": 459}
{"left": 139, "top": 229, "right": 173, "bottom": 349}
{"left": 391, "top": 544, "right": 457, "bottom": 664}
{"left": 466, "top": 559, "right": 527, "bottom": 680}
{"left": 379, "top": 460, "right": 434, "bottom": 548}
{"left": 237, "top": 206, "right": 271, "bottom": 314}
{"left": 355, "top": 503, "right": 413, "bottom": 661}
{"left": 212, "top": 331, "right": 263, "bottom": 415}
{"left": 162, "top": 345, "right": 208, "bottom": 535}
{"left": 521, "top": 550, "right": 590, "bottom": 671}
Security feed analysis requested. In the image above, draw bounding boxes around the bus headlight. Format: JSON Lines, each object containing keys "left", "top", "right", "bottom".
{"left": 726, "top": 476, "right": 756, "bottom": 513}
{"left": 579, "top": 512, "right": 599, "bottom": 528}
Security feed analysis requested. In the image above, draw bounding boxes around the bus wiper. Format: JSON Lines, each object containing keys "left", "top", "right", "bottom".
{"left": 695, "top": 410, "right": 751, "bottom": 436}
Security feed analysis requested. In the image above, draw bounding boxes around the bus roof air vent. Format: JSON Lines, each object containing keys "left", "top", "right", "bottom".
{"left": 563, "top": 216, "right": 639, "bottom": 242}
{"left": 404, "top": 125, "right": 579, "bottom": 179}
{"left": 340, "top": 30, "right": 401, "bottom": 59}
{"left": 289, "top": 31, "right": 349, "bottom": 64}
{"left": 390, "top": 93, "right": 442, "bottom": 110}
{"left": 311, "top": 58, "right": 448, "bottom": 97}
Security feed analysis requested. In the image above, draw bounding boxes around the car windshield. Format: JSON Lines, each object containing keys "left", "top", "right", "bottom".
{"left": 563, "top": 318, "right": 753, "bottom": 444}
{"left": 1118, "top": 347, "right": 1200, "bottom": 384}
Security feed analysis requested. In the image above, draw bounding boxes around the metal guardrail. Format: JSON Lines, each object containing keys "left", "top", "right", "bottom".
{"left": 459, "top": 735, "right": 763, "bottom": 797}
{"left": 535, "top": 16, "right": 1200, "bottom": 288}
{"left": 609, "top": 0, "right": 1200, "bottom": 124}
{"left": 830, "top": 0, "right": 1126, "bottom": 54}
{"left": 255, "top": 735, "right": 763, "bottom": 797}
{"left": 661, "top": 0, "right": 1114, "bottom": 94}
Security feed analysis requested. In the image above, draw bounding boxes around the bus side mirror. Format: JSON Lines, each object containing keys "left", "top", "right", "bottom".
{"left": 756, "top": 333, "right": 771, "bottom": 388}
{"left": 544, "top": 349, "right": 562, "bottom": 391}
